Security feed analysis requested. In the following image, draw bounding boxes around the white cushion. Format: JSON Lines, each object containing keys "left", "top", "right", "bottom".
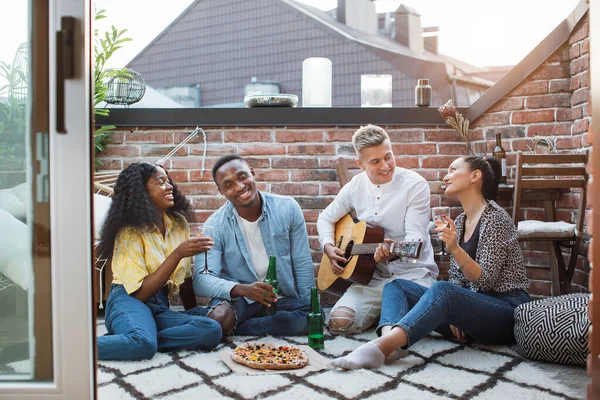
{"left": 0, "top": 183, "right": 29, "bottom": 221}
{"left": 517, "top": 220, "right": 576, "bottom": 239}
{"left": 0, "top": 208, "right": 31, "bottom": 290}
{"left": 93, "top": 193, "right": 112, "bottom": 242}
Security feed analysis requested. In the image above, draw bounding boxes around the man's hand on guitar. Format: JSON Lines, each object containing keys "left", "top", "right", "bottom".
{"left": 324, "top": 243, "right": 347, "bottom": 274}
{"left": 374, "top": 239, "right": 395, "bottom": 263}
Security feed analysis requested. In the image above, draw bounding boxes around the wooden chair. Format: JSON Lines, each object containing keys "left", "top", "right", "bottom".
{"left": 335, "top": 157, "right": 352, "bottom": 188}
{"left": 512, "top": 151, "right": 589, "bottom": 295}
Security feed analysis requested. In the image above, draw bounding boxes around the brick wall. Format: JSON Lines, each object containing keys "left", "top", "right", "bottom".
{"left": 97, "top": 15, "right": 591, "bottom": 300}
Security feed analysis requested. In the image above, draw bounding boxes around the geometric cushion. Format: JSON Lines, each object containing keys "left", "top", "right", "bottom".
{"left": 0, "top": 208, "right": 30, "bottom": 290}
{"left": 517, "top": 220, "right": 576, "bottom": 239}
{"left": 514, "top": 293, "right": 590, "bottom": 366}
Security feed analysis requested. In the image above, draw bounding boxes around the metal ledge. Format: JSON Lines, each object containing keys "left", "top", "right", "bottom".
{"left": 96, "top": 107, "right": 458, "bottom": 127}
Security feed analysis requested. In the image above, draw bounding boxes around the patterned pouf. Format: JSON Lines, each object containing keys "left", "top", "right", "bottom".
{"left": 514, "top": 293, "right": 590, "bottom": 366}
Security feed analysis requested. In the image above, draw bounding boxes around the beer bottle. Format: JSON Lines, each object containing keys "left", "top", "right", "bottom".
{"left": 492, "top": 132, "right": 507, "bottom": 183}
{"left": 307, "top": 287, "right": 325, "bottom": 349}
{"left": 261, "top": 255, "right": 278, "bottom": 316}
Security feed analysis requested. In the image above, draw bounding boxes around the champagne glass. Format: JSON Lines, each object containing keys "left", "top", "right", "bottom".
{"left": 431, "top": 206, "right": 450, "bottom": 256}
{"left": 198, "top": 224, "right": 214, "bottom": 274}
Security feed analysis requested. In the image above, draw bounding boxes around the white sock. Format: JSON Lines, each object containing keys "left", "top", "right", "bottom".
{"left": 385, "top": 347, "right": 409, "bottom": 364}
{"left": 330, "top": 342, "right": 385, "bottom": 369}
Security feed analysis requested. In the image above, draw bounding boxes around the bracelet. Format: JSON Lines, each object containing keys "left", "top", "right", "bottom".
{"left": 458, "top": 253, "right": 470, "bottom": 269}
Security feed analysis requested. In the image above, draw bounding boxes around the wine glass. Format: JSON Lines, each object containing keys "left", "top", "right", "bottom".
{"left": 431, "top": 206, "right": 450, "bottom": 256}
{"left": 198, "top": 224, "right": 214, "bottom": 274}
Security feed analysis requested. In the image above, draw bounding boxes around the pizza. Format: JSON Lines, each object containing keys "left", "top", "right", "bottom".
{"left": 230, "top": 342, "right": 309, "bottom": 370}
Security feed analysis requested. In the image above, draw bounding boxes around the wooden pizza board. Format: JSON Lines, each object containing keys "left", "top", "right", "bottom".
{"left": 217, "top": 345, "right": 332, "bottom": 376}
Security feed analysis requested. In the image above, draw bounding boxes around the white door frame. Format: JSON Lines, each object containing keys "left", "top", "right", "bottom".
{"left": 0, "top": 0, "right": 94, "bottom": 397}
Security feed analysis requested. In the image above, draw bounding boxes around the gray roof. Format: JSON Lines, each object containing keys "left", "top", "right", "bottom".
{"left": 127, "top": 0, "right": 489, "bottom": 107}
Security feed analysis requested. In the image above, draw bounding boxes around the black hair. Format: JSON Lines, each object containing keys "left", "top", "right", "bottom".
{"left": 462, "top": 156, "right": 502, "bottom": 201}
{"left": 97, "top": 162, "right": 193, "bottom": 257}
{"left": 211, "top": 154, "right": 247, "bottom": 185}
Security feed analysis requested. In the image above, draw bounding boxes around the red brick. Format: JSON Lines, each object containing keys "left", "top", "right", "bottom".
{"left": 224, "top": 130, "right": 272, "bottom": 142}
{"left": 526, "top": 123, "right": 571, "bottom": 137}
{"left": 192, "top": 211, "right": 213, "bottom": 223}
{"left": 287, "top": 144, "right": 335, "bottom": 155}
{"left": 272, "top": 157, "right": 318, "bottom": 169}
{"left": 172, "top": 157, "right": 212, "bottom": 170}
{"left": 472, "top": 112, "right": 510, "bottom": 127}
{"left": 275, "top": 130, "right": 323, "bottom": 143}
{"left": 556, "top": 193, "right": 582, "bottom": 209}
{"left": 295, "top": 196, "right": 333, "bottom": 210}
{"left": 387, "top": 129, "right": 424, "bottom": 142}
{"left": 422, "top": 156, "right": 456, "bottom": 169}
{"left": 395, "top": 156, "right": 420, "bottom": 169}
{"left": 306, "top": 223, "right": 318, "bottom": 236}
{"left": 108, "top": 132, "right": 125, "bottom": 144}
{"left": 320, "top": 183, "right": 341, "bottom": 195}
{"left": 573, "top": 118, "right": 590, "bottom": 134}
{"left": 548, "top": 46, "right": 570, "bottom": 62}
{"left": 392, "top": 143, "right": 436, "bottom": 155}
{"left": 254, "top": 169, "right": 289, "bottom": 181}
{"left": 245, "top": 157, "right": 271, "bottom": 168}
{"left": 470, "top": 128, "right": 484, "bottom": 141}
{"left": 189, "top": 170, "right": 215, "bottom": 182}
{"left": 320, "top": 158, "right": 360, "bottom": 169}
{"left": 488, "top": 98, "right": 524, "bottom": 112}
{"left": 511, "top": 138, "right": 536, "bottom": 152}
{"left": 193, "top": 196, "right": 227, "bottom": 210}
{"left": 581, "top": 38, "right": 589, "bottom": 54}
{"left": 569, "top": 43, "right": 581, "bottom": 59}
{"left": 569, "top": 21, "right": 588, "bottom": 45}
{"left": 271, "top": 183, "right": 319, "bottom": 196}
{"left": 190, "top": 144, "right": 236, "bottom": 157}
{"left": 177, "top": 183, "right": 217, "bottom": 196}
{"left": 168, "top": 170, "right": 189, "bottom": 183}
{"left": 141, "top": 145, "right": 187, "bottom": 157}
{"left": 101, "top": 145, "right": 140, "bottom": 157}
{"left": 438, "top": 143, "right": 471, "bottom": 155}
{"left": 511, "top": 110, "right": 555, "bottom": 124}
{"left": 549, "top": 79, "right": 571, "bottom": 93}
{"left": 570, "top": 55, "right": 589, "bottom": 76}
{"left": 528, "top": 281, "right": 550, "bottom": 296}
{"left": 309, "top": 238, "right": 321, "bottom": 250}
{"left": 414, "top": 169, "right": 437, "bottom": 180}
{"left": 526, "top": 266, "right": 551, "bottom": 281}
{"left": 526, "top": 94, "right": 571, "bottom": 109}
{"left": 302, "top": 210, "right": 320, "bottom": 223}
{"left": 508, "top": 81, "right": 548, "bottom": 96}
{"left": 484, "top": 126, "right": 526, "bottom": 140}
{"left": 570, "top": 75, "right": 581, "bottom": 91}
{"left": 556, "top": 108, "right": 574, "bottom": 121}
{"left": 291, "top": 170, "right": 337, "bottom": 181}
{"left": 96, "top": 159, "right": 122, "bottom": 170}
{"left": 530, "top": 65, "right": 570, "bottom": 80}
{"left": 424, "top": 130, "right": 462, "bottom": 142}
{"left": 556, "top": 136, "right": 582, "bottom": 150}
{"left": 238, "top": 144, "right": 286, "bottom": 156}
{"left": 174, "top": 130, "right": 222, "bottom": 143}
{"left": 571, "top": 88, "right": 589, "bottom": 106}
{"left": 325, "top": 130, "right": 354, "bottom": 142}
{"left": 428, "top": 181, "right": 444, "bottom": 194}
{"left": 582, "top": 133, "right": 590, "bottom": 147}
{"left": 126, "top": 131, "right": 173, "bottom": 144}
{"left": 581, "top": 71, "right": 589, "bottom": 88}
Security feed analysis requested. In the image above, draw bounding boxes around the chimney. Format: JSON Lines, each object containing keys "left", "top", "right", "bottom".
{"left": 394, "top": 4, "right": 424, "bottom": 53}
{"left": 336, "top": 0, "right": 378, "bottom": 35}
{"left": 423, "top": 26, "right": 440, "bottom": 54}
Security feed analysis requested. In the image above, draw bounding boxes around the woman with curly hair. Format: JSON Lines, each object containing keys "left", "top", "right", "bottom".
{"left": 97, "top": 162, "right": 222, "bottom": 360}
{"left": 331, "top": 156, "right": 530, "bottom": 369}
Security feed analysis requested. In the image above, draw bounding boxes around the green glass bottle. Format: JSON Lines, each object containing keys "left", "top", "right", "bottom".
{"left": 307, "top": 287, "right": 325, "bottom": 349}
{"left": 261, "top": 255, "right": 278, "bottom": 316}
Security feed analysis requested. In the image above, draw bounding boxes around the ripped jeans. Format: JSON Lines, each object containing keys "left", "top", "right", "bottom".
{"left": 208, "top": 297, "right": 309, "bottom": 336}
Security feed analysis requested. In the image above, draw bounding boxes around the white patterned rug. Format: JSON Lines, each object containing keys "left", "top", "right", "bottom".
{"left": 97, "top": 319, "right": 587, "bottom": 400}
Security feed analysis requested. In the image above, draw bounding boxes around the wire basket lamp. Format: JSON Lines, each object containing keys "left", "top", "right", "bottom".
{"left": 102, "top": 68, "right": 146, "bottom": 106}
{"left": 12, "top": 42, "right": 29, "bottom": 105}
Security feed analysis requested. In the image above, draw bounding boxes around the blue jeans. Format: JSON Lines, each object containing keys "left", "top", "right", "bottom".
{"left": 210, "top": 297, "right": 310, "bottom": 336}
{"left": 98, "top": 284, "right": 222, "bottom": 360}
{"left": 378, "top": 280, "right": 530, "bottom": 347}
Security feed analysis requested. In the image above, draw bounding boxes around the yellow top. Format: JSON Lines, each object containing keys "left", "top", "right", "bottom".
{"left": 111, "top": 213, "right": 191, "bottom": 297}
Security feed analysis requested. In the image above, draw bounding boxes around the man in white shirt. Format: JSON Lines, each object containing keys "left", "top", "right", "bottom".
{"left": 317, "top": 124, "right": 438, "bottom": 335}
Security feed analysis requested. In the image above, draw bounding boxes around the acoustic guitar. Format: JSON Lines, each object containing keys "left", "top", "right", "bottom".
{"left": 317, "top": 214, "right": 423, "bottom": 296}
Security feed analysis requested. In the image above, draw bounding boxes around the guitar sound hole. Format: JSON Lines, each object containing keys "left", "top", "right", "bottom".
{"left": 340, "top": 241, "right": 354, "bottom": 267}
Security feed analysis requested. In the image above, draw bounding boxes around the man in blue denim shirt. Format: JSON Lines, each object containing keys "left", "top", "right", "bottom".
{"left": 193, "top": 155, "right": 314, "bottom": 336}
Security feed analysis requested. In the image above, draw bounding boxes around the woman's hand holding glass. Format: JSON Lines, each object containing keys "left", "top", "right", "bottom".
{"left": 434, "top": 215, "right": 458, "bottom": 255}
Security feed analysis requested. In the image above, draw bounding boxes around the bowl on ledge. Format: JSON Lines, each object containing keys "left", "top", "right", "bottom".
{"left": 244, "top": 94, "right": 298, "bottom": 108}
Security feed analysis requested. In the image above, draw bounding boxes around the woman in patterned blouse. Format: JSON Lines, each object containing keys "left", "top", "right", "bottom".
{"left": 97, "top": 162, "right": 222, "bottom": 360}
{"left": 332, "top": 156, "right": 530, "bottom": 369}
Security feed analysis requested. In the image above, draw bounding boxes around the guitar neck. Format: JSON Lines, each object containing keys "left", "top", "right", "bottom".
{"left": 350, "top": 243, "right": 381, "bottom": 255}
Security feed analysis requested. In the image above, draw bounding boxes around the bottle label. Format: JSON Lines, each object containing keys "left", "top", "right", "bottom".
{"left": 501, "top": 158, "right": 507, "bottom": 177}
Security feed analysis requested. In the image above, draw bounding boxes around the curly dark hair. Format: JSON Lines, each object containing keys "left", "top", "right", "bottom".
{"left": 97, "top": 162, "right": 194, "bottom": 257}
